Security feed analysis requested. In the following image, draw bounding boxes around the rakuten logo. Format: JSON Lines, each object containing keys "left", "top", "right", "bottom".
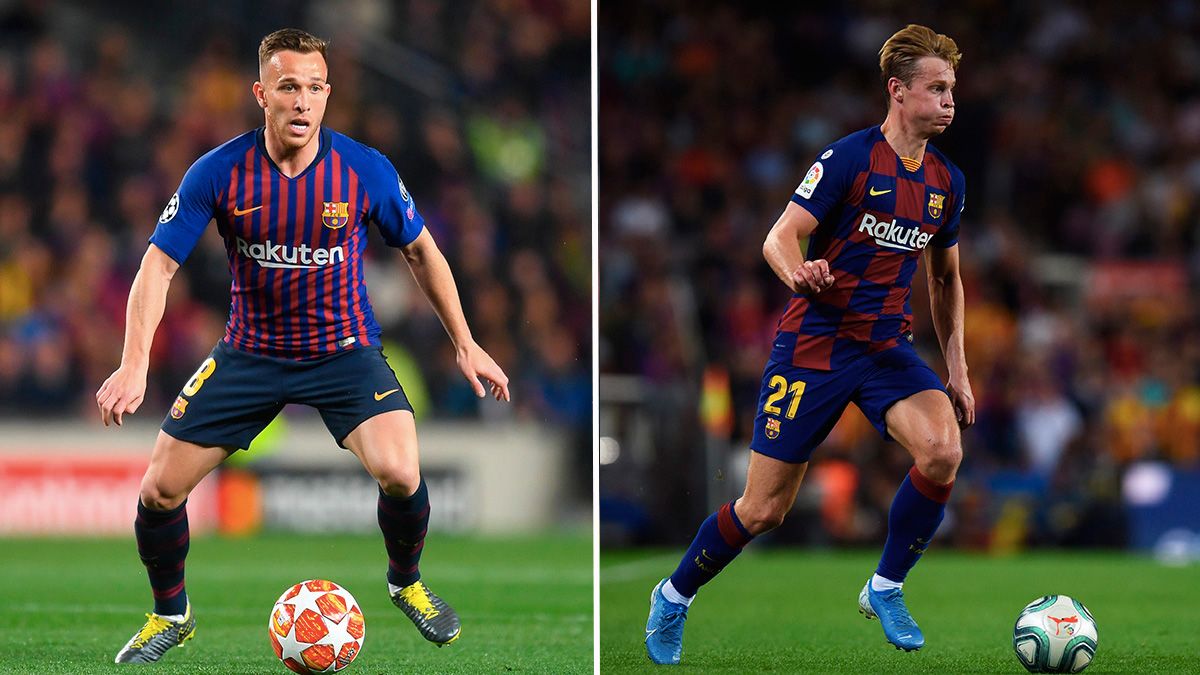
{"left": 858, "top": 213, "right": 932, "bottom": 252}
{"left": 235, "top": 237, "right": 346, "bottom": 269}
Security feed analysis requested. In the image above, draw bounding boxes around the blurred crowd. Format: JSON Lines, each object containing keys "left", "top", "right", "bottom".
{"left": 599, "top": 1, "right": 1200, "bottom": 547}
{"left": 0, "top": 0, "right": 591, "bottom": 465}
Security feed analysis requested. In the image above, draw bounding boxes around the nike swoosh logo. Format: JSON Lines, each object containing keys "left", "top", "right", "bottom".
{"left": 646, "top": 629, "right": 657, "bottom": 638}
{"left": 233, "top": 205, "right": 263, "bottom": 216}
{"left": 868, "top": 187, "right": 892, "bottom": 196}
{"left": 374, "top": 388, "right": 400, "bottom": 401}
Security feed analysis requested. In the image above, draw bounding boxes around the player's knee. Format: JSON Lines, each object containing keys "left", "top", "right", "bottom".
{"left": 374, "top": 462, "right": 421, "bottom": 498}
{"left": 139, "top": 478, "right": 187, "bottom": 511}
{"left": 916, "top": 434, "right": 962, "bottom": 484}
{"left": 737, "top": 499, "right": 788, "bottom": 536}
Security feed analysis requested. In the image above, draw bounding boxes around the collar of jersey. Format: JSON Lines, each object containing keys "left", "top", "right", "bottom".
{"left": 874, "top": 125, "right": 924, "bottom": 175}
{"left": 255, "top": 126, "right": 332, "bottom": 181}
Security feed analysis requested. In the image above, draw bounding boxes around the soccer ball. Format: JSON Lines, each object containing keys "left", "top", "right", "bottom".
{"left": 1012, "top": 595, "right": 1098, "bottom": 673}
{"left": 268, "top": 579, "right": 366, "bottom": 673}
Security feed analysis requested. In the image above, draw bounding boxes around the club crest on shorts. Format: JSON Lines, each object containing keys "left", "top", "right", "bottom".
{"left": 927, "top": 193, "right": 945, "bottom": 220}
{"left": 764, "top": 417, "right": 781, "bottom": 440}
{"left": 323, "top": 201, "right": 350, "bottom": 229}
{"left": 170, "top": 396, "right": 189, "bottom": 420}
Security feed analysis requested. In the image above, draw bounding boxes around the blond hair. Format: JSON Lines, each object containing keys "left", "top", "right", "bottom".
{"left": 879, "top": 24, "right": 960, "bottom": 89}
{"left": 258, "top": 28, "right": 328, "bottom": 69}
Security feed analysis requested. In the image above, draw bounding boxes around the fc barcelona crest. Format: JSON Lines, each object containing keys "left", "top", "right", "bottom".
{"left": 170, "top": 396, "right": 188, "bottom": 420}
{"left": 927, "top": 193, "right": 945, "bottom": 220}
{"left": 764, "top": 417, "right": 781, "bottom": 440}
{"left": 323, "top": 201, "right": 350, "bottom": 229}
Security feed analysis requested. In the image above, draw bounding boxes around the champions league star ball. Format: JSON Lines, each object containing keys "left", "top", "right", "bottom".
{"left": 1012, "top": 595, "right": 1098, "bottom": 673}
{"left": 269, "top": 580, "right": 365, "bottom": 673}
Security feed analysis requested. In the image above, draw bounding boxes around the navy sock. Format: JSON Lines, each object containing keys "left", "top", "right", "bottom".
{"left": 875, "top": 466, "right": 953, "bottom": 583}
{"left": 378, "top": 479, "right": 429, "bottom": 588}
{"left": 668, "top": 500, "right": 754, "bottom": 598}
{"left": 135, "top": 499, "right": 190, "bottom": 616}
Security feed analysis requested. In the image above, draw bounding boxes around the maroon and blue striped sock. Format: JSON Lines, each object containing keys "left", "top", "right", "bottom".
{"left": 378, "top": 479, "right": 429, "bottom": 588}
{"left": 135, "top": 499, "right": 190, "bottom": 616}
{"left": 668, "top": 500, "right": 754, "bottom": 598}
{"left": 875, "top": 466, "right": 953, "bottom": 583}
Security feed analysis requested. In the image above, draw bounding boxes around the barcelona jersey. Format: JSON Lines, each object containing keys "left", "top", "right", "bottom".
{"left": 773, "top": 126, "right": 966, "bottom": 371}
{"left": 149, "top": 127, "right": 424, "bottom": 359}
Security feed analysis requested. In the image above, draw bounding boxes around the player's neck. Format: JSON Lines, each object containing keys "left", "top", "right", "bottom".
{"left": 879, "top": 115, "right": 928, "bottom": 165}
{"left": 263, "top": 127, "right": 321, "bottom": 178}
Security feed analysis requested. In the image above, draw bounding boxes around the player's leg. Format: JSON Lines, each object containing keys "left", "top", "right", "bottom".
{"left": 671, "top": 451, "right": 809, "bottom": 599}
{"left": 117, "top": 340, "right": 282, "bottom": 664}
{"left": 646, "top": 452, "right": 808, "bottom": 664}
{"left": 647, "top": 358, "right": 851, "bottom": 664}
{"left": 341, "top": 409, "right": 427, "bottom": 590}
{"left": 853, "top": 346, "right": 961, "bottom": 651}
{"left": 877, "top": 389, "right": 961, "bottom": 586}
{"left": 341, "top": 409, "right": 460, "bottom": 646}
{"left": 307, "top": 346, "right": 458, "bottom": 646}
{"left": 856, "top": 390, "right": 959, "bottom": 651}
{"left": 116, "top": 432, "right": 232, "bottom": 664}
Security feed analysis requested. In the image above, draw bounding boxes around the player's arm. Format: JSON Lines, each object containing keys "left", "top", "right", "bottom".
{"left": 762, "top": 202, "right": 834, "bottom": 294}
{"left": 924, "top": 244, "right": 975, "bottom": 428}
{"left": 399, "top": 229, "right": 510, "bottom": 402}
{"left": 96, "top": 244, "right": 179, "bottom": 427}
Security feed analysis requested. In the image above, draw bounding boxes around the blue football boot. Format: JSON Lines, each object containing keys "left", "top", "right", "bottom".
{"left": 645, "top": 579, "right": 688, "bottom": 664}
{"left": 858, "top": 580, "right": 924, "bottom": 651}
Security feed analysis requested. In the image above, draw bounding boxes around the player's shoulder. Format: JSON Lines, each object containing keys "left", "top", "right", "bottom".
{"left": 195, "top": 129, "right": 257, "bottom": 170}
{"left": 327, "top": 128, "right": 392, "bottom": 169}
{"left": 179, "top": 130, "right": 257, "bottom": 186}
{"left": 176, "top": 130, "right": 256, "bottom": 192}
{"left": 815, "top": 126, "right": 880, "bottom": 167}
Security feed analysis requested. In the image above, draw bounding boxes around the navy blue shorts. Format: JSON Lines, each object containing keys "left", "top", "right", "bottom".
{"left": 162, "top": 340, "right": 413, "bottom": 450}
{"left": 749, "top": 342, "right": 947, "bottom": 464}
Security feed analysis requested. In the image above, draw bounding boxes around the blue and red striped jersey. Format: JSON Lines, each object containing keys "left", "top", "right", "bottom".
{"left": 149, "top": 127, "right": 423, "bottom": 359}
{"left": 773, "top": 125, "right": 966, "bottom": 371}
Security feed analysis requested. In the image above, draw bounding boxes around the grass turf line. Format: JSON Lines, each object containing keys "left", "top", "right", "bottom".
{"left": 0, "top": 533, "right": 591, "bottom": 674}
{"left": 601, "top": 549, "right": 1200, "bottom": 673}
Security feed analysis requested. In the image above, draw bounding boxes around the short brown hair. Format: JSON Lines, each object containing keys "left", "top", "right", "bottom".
{"left": 258, "top": 28, "right": 328, "bottom": 68}
{"left": 879, "top": 24, "right": 961, "bottom": 88}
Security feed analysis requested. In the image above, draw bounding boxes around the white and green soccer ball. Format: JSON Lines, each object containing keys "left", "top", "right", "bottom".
{"left": 1012, "top": 595, "right": 1098, "bottom": 673}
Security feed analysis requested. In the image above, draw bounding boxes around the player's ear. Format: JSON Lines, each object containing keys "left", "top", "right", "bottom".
{"left": 252, "top": 81, "right": 267, "bottom": 109}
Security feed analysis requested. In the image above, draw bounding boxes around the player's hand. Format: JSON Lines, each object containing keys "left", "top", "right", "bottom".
{"left": 946, "top": 372, "right": 975, "bottom": 429}
{"left": 456, "top": 341, "right": 510, "bottom": 402}
{"left": 792, "top": 259, "right": 835, "bottom": 294}
{"left": 96, "top": 363, "right": 148, "bottom": 427}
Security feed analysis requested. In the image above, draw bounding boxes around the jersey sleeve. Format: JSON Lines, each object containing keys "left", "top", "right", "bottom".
{"left": 931, "top": 168, "right": 965, "bottom": 248}
{"left": 788, "top": 143, "right": 859, "bottom": 223}
{"left": 148, "top": 156, "right": 221, "bottom": 264}
{"left": 363, "top": 151, "right": 425, "bottom": 248}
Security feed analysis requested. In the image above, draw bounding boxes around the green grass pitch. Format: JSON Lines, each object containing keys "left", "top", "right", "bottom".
{"left": 0, "top": 533, "right": 592, "bottom": 674}
{"left": 602, "top": 548, "right": 1200, "bottom": 673}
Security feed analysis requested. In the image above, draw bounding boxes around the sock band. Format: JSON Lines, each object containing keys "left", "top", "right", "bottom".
{"left": 907, "top": 466, "right": 953, "bottom": 503}
{"left": 716, "top": 501, "right": 752, "bottom": 548}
